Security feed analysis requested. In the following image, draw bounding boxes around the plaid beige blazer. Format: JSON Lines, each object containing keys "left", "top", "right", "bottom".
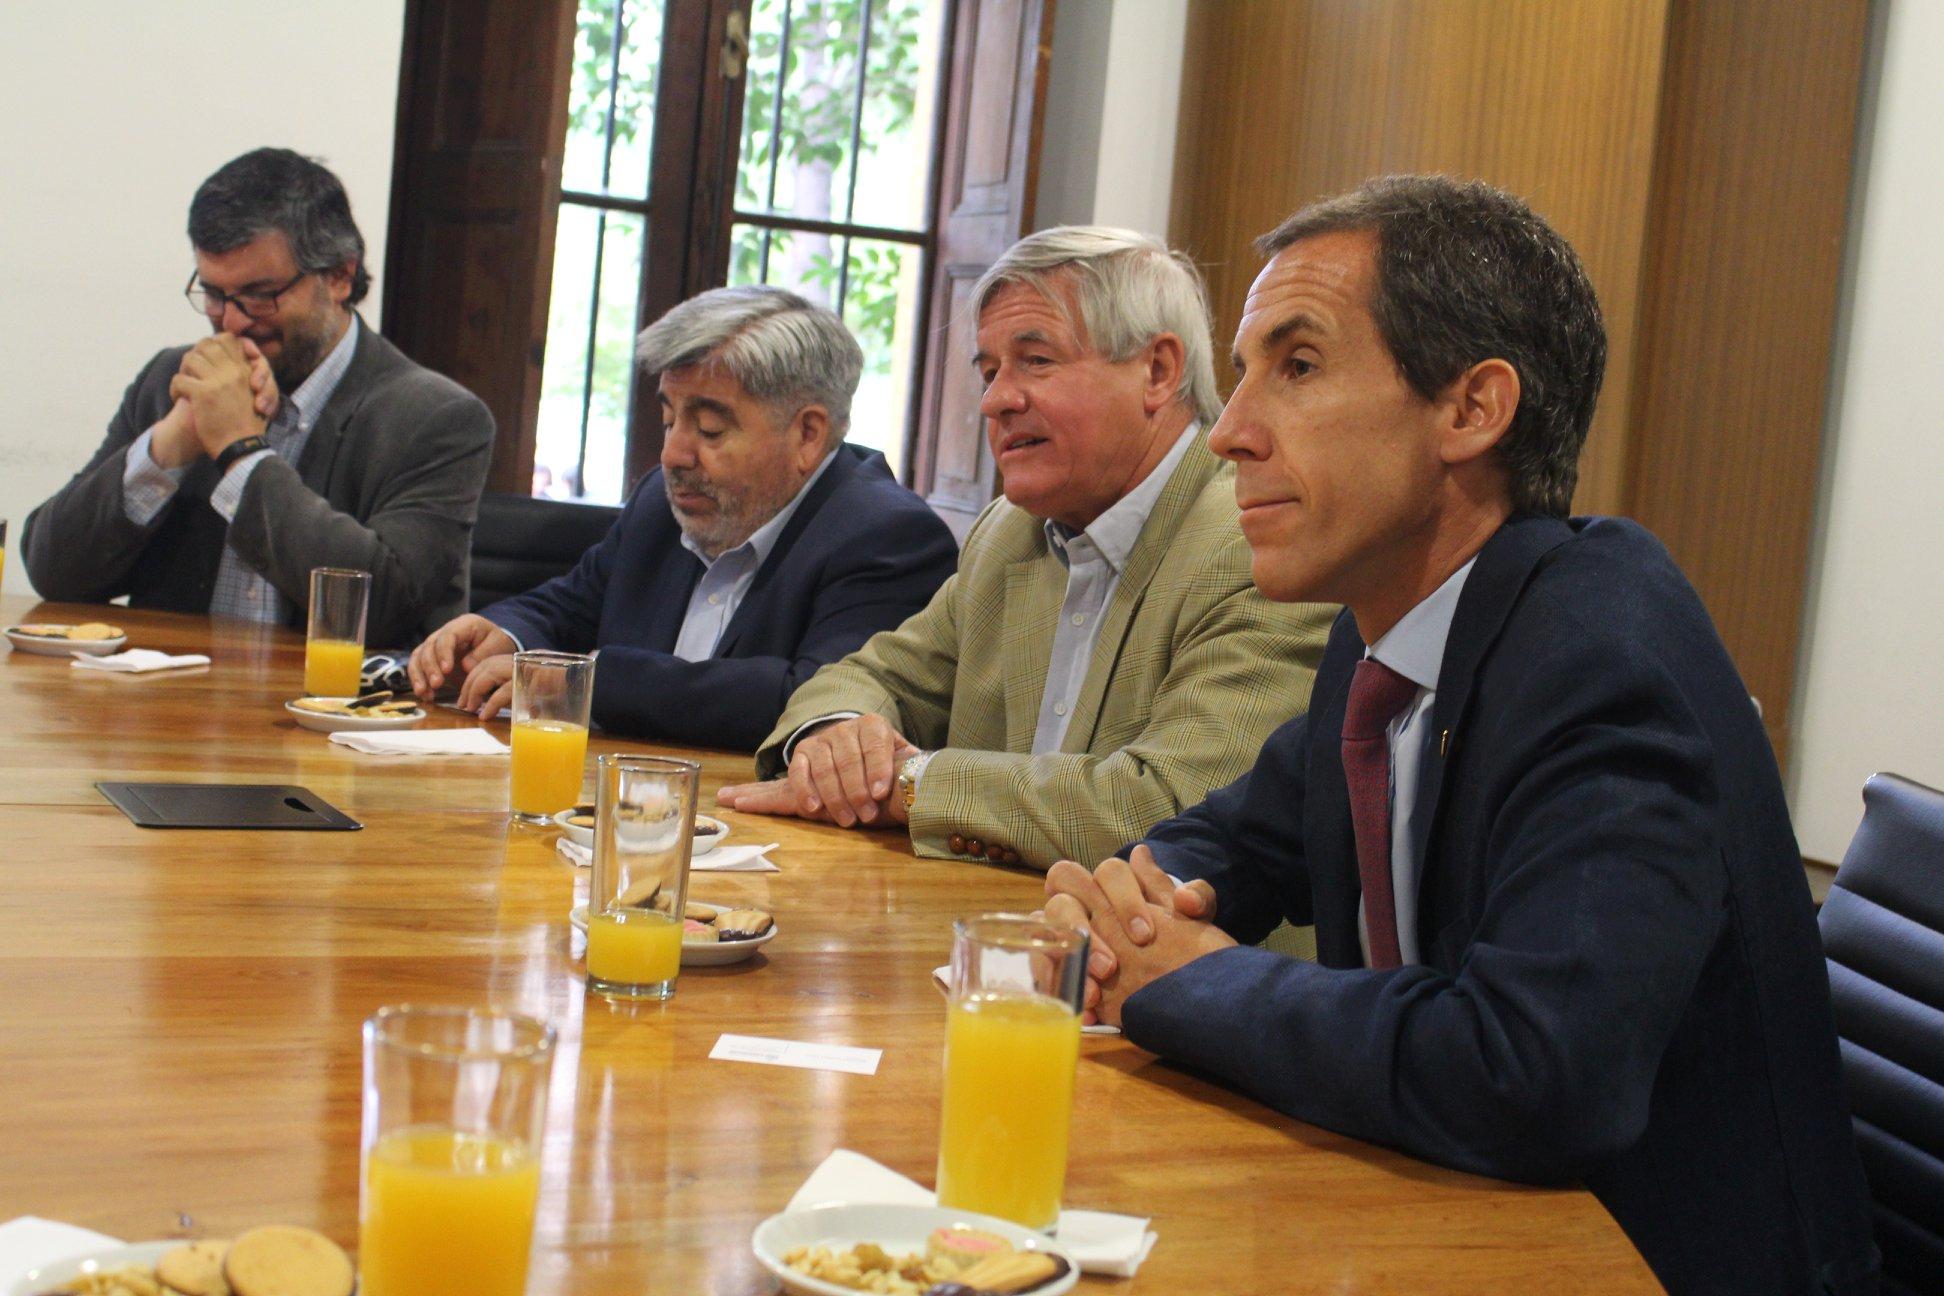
{"left": 756, "top": 437, "right": 1335, "bottom": 870}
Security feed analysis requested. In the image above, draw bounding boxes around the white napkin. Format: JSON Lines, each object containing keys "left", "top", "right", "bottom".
{"left": 555, "top": 837, "right": 781, "bottom": 872}
{"left": 788, "top": 1149, "right": 1157, "bottom": 1277}
{"left": 327, "top": 729, "right": 510, "bottom": 756}
{"left": 931, "top": 965, "right": 1120, "bottom": 1036}
{"left": 70, "top": 649, "right": 210, "bottom": 673}
{"left": 0, "top": 1216, "right": 122, "bottom": 1275}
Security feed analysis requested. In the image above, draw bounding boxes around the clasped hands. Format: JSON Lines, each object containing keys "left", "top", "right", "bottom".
{"left": 717, "top": 714, "right": 917, "bottom": 827}
{"left": 1041, "top": 845, "right": 1235, "bottom": 1028}
{"left": 150, "top": 334, "right": 279, "bottom": 469}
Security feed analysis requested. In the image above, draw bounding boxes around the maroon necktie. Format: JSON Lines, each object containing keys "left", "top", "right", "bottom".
{"left": 1342, "top": 657, "right": 1421, "bottom": 969}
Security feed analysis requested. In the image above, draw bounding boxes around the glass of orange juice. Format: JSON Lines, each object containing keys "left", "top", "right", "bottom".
{"left": 585, "top": 754, "right": 701, "bottom": 1001}
{"left": 936, "top": 914, "right": 1089, "bottom": 1232}
{"left": 305, "top": 567, "right": 371, "bottom": 696}
{"left": 358, "top": 1004, "right": 555, "bottom": 1296}
{"left": 509, "top": 650, "right": 595, "bottom": 823}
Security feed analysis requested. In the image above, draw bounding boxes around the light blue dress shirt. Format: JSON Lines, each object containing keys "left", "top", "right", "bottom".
{"left": 669, "top": 446, "right": 840, "bottom": 662}
{"left": 1030, "top": 424, "right": 1198, "bottom": 753}
{"left": 1357, "top": 556, "right": 1477, "bottom": 966}
{"left": 121, "top": 318, "right": 361, "bottom": 623}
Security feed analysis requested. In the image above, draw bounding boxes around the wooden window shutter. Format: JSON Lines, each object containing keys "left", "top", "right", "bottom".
{"left": 908, "top": 0, "right": 1055, "bottom": 538}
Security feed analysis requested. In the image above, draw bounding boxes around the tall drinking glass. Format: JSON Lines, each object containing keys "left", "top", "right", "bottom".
{"left": 509, "top": 650, "right": 594, "bottom": 823}
{"left": 936, "top": 914, "right": 1089, "bottom": 1231}
{"left": 358, "top": 1005, "right": 555, "bottom": 1296}
{"left": 585, "top": 754, "right": 701, "bottom": 1000}
{"left": 305, "top": 567, "right": 371, "bottom": 696}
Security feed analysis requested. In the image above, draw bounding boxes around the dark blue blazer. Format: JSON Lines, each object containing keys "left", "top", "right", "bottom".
{"left": 482, "top": 445, "right": 956, "bottom": 750}
{"left": 1126, "top": 516, "right": 1879, "bottom": 1295}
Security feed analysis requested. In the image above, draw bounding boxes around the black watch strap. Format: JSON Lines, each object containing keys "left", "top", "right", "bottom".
{"left": 214, "top": 434, "right": 271, "bottom": 473}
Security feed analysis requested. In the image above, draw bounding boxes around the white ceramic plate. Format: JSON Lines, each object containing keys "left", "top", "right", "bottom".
{"left": 570, "top": 899, "right": 777, "bottom": 966}
{"left": 552, "top": 810, "right": 728, "bottom": 855}
{"left": 751, "top": 1203, "right": 1078, "bottom": 1296}
{"left": 5, "top": 626, "right": 129, "bottom": 657}
{"left": 284, "top": 698, "right": 426, "bottom": 733}
{"left": 7, "top": 1241, "right": 177, "bottom": 1296}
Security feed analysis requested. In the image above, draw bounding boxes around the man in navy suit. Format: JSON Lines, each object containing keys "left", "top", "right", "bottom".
{"left": 406, "top": 286, "right": 956, "bottom": 750}
{"left": 1046, "top": 177, "right": 1878, "bottom": 1293}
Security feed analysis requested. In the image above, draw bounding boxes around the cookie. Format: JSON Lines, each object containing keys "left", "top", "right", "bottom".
{"left": 221, "top": 1225, "right": 353, "bottom": 1296}
{"left": 68, "top": 622, "right": 123, "bottom": 641}
{"left": 682, "top": 918, "right": 719, "bottom": 943}
{"left": 156, "top": 1239, "right": 232, "bottom": 1296}
{"left": 716, "top": 908, "right": 773, "bottom": 940}
{"left": 616, "top": 877, "right": 661, "bottom": 909}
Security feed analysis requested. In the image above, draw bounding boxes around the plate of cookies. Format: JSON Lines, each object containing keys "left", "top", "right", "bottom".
{"left": 285, "top": 694, "right": 426, "bottom": 733}
{"left": 752, "top": 1204, "right": 1078, "bottom": 1296}
{"left": 6, "top": 623, "right": 128, "bottom": 656}
{"left": 9, "top": 1225, "right": 353, "bottom": 1296}
{"left": 570, "top": 899, "right": 776, "bottom": 965}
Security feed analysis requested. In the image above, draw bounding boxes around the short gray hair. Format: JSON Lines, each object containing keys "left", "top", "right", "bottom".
{"left": 971, "top": 226, "right": 1221, "bottom": 425}
{"left": 636, "top": 285, "right": 864, "bottom": 437}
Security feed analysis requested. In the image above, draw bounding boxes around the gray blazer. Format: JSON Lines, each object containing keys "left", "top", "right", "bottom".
{"left": 22, "top": 322, "right": 495, "bottom": 646}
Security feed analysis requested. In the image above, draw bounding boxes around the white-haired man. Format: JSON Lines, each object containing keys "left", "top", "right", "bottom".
{"left": 719, "top": 227, "right": 1335, "bottom": 870}
{"left": 407, "top": 286, "right": 957, "bottom": 749}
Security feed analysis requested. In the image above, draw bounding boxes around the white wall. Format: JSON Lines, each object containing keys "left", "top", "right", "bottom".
{"left": 1788, "top": 0, "right": 1944, "bottom": 861}
{"left": 0, "top": 3, "right": 406, "bottom": 595}
{"left": 1033, "top": 0, "right": 1189, "bottom": 236}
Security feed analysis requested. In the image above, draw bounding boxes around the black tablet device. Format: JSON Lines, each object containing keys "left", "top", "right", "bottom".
{"left": 97, "top": 782, "right": 362, "bottom": 830}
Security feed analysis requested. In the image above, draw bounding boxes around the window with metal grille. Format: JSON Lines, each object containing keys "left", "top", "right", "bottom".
{"left": 533, "top": 0, "right": 946, "bottom": 504}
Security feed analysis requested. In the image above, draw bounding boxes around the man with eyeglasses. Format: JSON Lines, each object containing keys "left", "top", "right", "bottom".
{"left": 21, "top": 148, "right": 494, "bottom": 646}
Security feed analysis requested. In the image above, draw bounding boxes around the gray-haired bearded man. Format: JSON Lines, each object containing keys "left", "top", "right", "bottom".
{"left": 408, "top": 285, "right": 958, "bottom": 750}
{"left": 720, "top": 226, "right": 1336, "bottom": 871}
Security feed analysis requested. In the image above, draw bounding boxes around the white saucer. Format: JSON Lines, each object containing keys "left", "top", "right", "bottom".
{"left": 553, "top": 809, "right": 728, "bottom": 854}
{"left": 7, "top": 1241, "right": 178, "bottom": 1296}
{"left": 6, "top": 626, "right": 129, "bottom": 656}
{"left": 751, "top": 1203, "right": 1078, "bottom": 1296}
{"left": 570, "top": 899, "right": 776, "bottom": 965}
{"left": 284, "top": 698, "right": 426, "bottom": 733}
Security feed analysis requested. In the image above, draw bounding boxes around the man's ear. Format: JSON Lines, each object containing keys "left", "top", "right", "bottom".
{"left": 791, "top": 404, "right": 831, "bottom": 471}
{"left": 1141, "top": 333, "right": 1188, "bottom": 416}
{"left": 322, "top": 259, "right": 357, "bottom": 308}
{"left": 1437, "top": 358, "right": 1519, "bottom": 466}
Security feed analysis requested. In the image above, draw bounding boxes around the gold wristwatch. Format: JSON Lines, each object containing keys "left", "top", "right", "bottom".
{"left": 897, "top": 751, "right": 934, "bottom": 811}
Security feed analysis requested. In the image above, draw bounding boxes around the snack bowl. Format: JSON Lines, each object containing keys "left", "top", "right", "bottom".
{"left": 751, "top": 1203, "right": 1078, "bottom": 1296}
{"left": 6, "top": 624, "right": 129, "bottom": 656}
{"left": 570, "top": 899, "right": 776, "bottom": 966}
{"left": 284, "top": 698, "right": 426, "bottom": 734}
{"left": 692, "top": 813, "right": 730, "bottom": 855}
{"left": 553, "top": 803, "right": 598, "bottom": 848}
{"left": 7, "top": 1241, "right": 177, "bottom": 1296}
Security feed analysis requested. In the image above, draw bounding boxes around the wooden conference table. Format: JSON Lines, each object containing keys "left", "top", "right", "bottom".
{"left": 0, "top": 599, "right": 1658, "bottom": 1294}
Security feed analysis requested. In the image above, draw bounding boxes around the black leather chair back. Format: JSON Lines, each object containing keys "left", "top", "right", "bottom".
{"left": 1819, "top": 772, "right": 1944, "bottom": 1295}
{"left": 469, "top": 493, "right": 620, "bottom": 612}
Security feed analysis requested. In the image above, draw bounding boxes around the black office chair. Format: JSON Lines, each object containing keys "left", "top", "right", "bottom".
{"left": 1818, "top": 772, "right": 1944, "bottom": 1295}
{"left": 468, "top": 493, "right": 621, "bottom": 612}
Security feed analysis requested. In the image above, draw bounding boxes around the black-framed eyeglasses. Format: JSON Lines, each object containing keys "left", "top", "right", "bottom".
{"left": 184, "top": 269, "right": 311, "bottom": 320}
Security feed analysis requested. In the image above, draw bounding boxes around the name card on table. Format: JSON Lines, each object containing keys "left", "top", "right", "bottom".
{"left": 709, "top": 1033, "right": 881, "bottom": 1076}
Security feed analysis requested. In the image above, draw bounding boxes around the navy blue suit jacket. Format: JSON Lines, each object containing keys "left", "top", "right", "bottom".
{"left": 1126, "top": 516, "right": 1878, "bottom": 1294}
{"left": 482, "top": 445, "right": 956, "bottom": 749}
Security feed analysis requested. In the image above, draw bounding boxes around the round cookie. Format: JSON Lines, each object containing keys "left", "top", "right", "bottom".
{"left": 221, "top": 1225, "right": 354, "bottom": 1296}
{"left": 157, "top": 1239, "right": 232, "bottom": 1296}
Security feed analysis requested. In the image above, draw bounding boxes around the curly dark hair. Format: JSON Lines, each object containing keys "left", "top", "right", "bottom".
{"left": 188, "top": 148, "right": 370, "bottom": 306}
{"left": 1257, "top": 176, "right": 1607, "bottom": 516}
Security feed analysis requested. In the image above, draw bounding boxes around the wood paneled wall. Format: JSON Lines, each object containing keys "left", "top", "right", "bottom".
{"left": 1170, "top": 0, "right": 1869, "bottom": 764}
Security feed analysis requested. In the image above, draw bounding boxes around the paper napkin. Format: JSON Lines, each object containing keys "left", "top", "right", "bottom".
{"left": 0, "top": 1216, "right": 122, "bottom": 1275}
{"left": 555, "top": 837, "right": 781, "bottom": 872}
{"left": 327, "top": 729, "right": 510, "bottom": 756}
{"left": 787, "top": 1149, "right": 1158, "bottom": 1277}
{"left": 931, "top": 965, "right": 1120, "bottom": 1036}
{"left": 70, "top": 649, "right": 210, "bottom": 673}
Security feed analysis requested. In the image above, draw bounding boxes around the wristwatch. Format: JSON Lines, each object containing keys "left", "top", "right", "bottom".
{"left": 897, "top": 751, "right": 935, "bottom": 811}
{"left": 213, "top": 434, "right": 271, "bottom": 473}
